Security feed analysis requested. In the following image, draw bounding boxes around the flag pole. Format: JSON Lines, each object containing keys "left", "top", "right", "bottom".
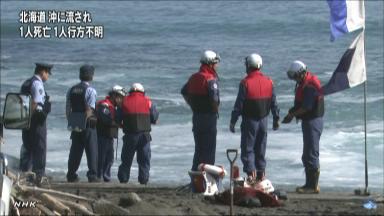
{"left": 363, "top": 32, "right": 369, "bottom": 195}
{"left": 363, "top": 82, "right": 368, "bottom": 194}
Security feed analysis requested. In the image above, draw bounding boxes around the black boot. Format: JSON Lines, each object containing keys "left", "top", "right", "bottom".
{"left": 296, "top": 168, "right": 320, "bottom": 194}
{"left": 296, "top": 168, "right": 309, "bottom": 193}
{"left": 256, "top": 171, "right": 265, "bottom": 182}
{"left": 312, "top": 169, "right": 320, "bottom": 193}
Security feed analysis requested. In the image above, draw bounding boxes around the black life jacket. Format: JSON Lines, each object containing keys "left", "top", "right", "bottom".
{"left": 69, "top": 82, "right": 88, "bottom": 112}
{"left": 121, "top": 92, "right": 151, "bottom": 133}
{"left": 20, "top": 76, "right": 40, "bottom": 95}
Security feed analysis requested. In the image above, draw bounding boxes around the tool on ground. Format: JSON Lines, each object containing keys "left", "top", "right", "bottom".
{"left": 226, "top": 149, "right": 238, "bottom": 216}
{"left": 115, "top": 133, "right": 119, "bottom": 160}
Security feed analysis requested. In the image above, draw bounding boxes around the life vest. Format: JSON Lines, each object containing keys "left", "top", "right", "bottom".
{"left": 187, "top": 64, "right": 218, "bottom": 113}
{"left": 241, "top": 70, "right": 273, "bottom": 119}
{"left": 122, "top": 92, "right": 151, "bottom": 133}
{"left": 20, "top": 76, "right": 40, "bottom": 95}
{"left": 20, "top": 76, "right": 46, "bottom": 125}
{"left": 96, "top": 96, "right": 118, "bottom": 138}
{"left": 294, "top": 72, "right": 325, "bottom": 120}
{"left": 69, "top": 82, "right": 88, "bottom": 112}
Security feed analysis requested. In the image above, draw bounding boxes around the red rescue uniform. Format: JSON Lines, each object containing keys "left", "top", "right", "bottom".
{"left": 96, "top": 96, "right": 118, "bottom": 138}
{"left": 242, "top": 70, "right": 274, "bottom": 119}
{"left": 186, "top": 64, "right": 219, "bottom": 113}
{"left": 122, "top": 92, "right": 152, "bottom": 133}
{"left": 294, "top": 72, "right": 324, "bottom": 120}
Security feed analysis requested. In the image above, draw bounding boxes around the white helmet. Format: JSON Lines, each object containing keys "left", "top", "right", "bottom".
{"left": 130, "top": 83, "right": 145, "bottom": 93}
{"left": 111, "top": 85, "right": 127, "bottom": 96}
{"left": 255, "top": 179, "right": 275, "bottom": 194}
{"left": 287, "top": 60, "right": 307, "bottom": 79}
{"left": 245, "top": 53, "right": 262, "bottom": 69}
{"left": 200, "top": 50, "right": 221, "bottom": 65}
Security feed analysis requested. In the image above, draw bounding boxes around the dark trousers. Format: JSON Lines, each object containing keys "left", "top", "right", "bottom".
{"left": 67, "top": 128, "right": 98, "bottom": 181}
{"left": 191, "top": 113, "right": 217, "bottom": 171}
{"left": 97, "top": 135, "right": 114, "bottom": 182}
{"left": 240, "top": 117, "right": 268, "bottom": 174}
{"left": 301, "top": 117, "right": 323, "bottom": 170}
{"left": 118, "top": 133, "right": 151, "bottom": 184}
{"left": 20, "top": 120, "right": 47, "bottom": 178}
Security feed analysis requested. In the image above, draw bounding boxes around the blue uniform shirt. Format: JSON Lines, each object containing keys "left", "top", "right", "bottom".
{"left": 31, "top": 75, "right": 46, "bottom": 109}
{"left": 231, "top": 82, "right": 279, "bottom": 125}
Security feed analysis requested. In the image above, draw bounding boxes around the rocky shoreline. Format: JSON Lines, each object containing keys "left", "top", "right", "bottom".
{"left": 10, "top": 177, "right": 384, "bottom": 215}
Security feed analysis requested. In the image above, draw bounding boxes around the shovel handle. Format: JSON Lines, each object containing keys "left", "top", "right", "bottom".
{"left": 226, "top": 149, "right": 238, "bottom": 163}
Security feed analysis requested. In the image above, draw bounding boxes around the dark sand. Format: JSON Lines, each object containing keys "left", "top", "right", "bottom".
{"left": 49, "top": 182, "right": 384, "bottom": 216}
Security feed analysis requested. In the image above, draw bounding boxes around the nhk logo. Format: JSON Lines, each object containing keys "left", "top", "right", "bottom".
{"left": 13, "top": 200, "right": 38, "bottom": 208}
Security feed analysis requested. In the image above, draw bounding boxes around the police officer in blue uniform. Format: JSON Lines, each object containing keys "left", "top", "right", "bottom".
{"left": 96, "top": 85, "right": 126, "bottom": 182}
{"left": 230, "top": 54, "right": 279, "bottom": 183}
{"left": 181, "top": 50, "right": 220, "bottom": 171}
{"left": 20, "top": 63, "right": 53, "bottom": 185}
{"left": 282, "top": 60, "right": 324, "bottom": 193}
{"left": 66, "top": 64, "right": 99, "bottom": 182}
{"left": 118, "top": 83, "right": 159, "bottom": 184}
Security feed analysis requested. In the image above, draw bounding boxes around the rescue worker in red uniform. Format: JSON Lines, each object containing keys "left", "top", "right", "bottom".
{"left": 96, "top": 85, "right": 126, "bottom": 182}
{"left": 181, "top": 50, "right": 221, "bottom": 171}
{"left": 118, "top": 83, "right": 159, "bottom": 184}
{"left": 282, "top": 60, "right": 324, "bottom": 194}
{"left": 230, "top": 54, "right": 280, "bottom": 183}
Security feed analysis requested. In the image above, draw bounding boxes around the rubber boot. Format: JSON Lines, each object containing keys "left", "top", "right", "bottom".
{"left": 256, "top": 171, "right": 265, "bottom": 182}
{"left": 295, "top": 168, "right": 309, "bottom": 192}
{"left": 312, "top": 169, "right": 320, "bottom": 193}
{"left": 296, "top": 168, "right": 320, "bottom": 194}
{"left": 246, "top": 170, "right": 257, "bottom": 185}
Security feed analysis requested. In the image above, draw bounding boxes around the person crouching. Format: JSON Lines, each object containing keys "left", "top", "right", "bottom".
{"left": 96, "top": 85, "right": 126, "bottom": 182}
{"left": 118, "top": 83, "right": 159, "bottom": 185}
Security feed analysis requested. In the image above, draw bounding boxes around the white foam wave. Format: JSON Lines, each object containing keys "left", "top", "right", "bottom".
{"left": 327, "top": 94, "right": 384, "bottom": 104}
{"left": 2, "top": 117, "right": 382, "bottom": 188}
{"left": 1, "top": 54, "right": 11, "bottom": 60}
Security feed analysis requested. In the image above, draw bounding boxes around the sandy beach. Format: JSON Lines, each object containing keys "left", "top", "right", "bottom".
{"left": 39, "top": 182, "right": 383, "bottom": 216}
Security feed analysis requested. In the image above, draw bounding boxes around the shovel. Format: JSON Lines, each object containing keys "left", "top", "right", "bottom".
{"left": 226, "top": 149, "right": 238, "bottom": 216}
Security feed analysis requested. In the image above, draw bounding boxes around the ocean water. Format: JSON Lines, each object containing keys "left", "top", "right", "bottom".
{"left": 1, "top": 1, "right": 383, "bottom": 190}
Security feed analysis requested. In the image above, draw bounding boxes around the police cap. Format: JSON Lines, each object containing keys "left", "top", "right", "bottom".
{"left": 35, "top": 62, "right": 53, "bottom": 74}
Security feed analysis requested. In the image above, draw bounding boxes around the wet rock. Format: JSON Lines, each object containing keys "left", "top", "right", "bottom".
{"left": 119, "top": 192, "right": 142, "bottom": 207}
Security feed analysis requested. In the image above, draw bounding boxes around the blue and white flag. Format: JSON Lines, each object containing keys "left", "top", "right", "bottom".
{"left": 322, "top": 31, "right": 366, "bottom": 95}
{"left": 327, "top": 0, "right": 365, "bottom": 41}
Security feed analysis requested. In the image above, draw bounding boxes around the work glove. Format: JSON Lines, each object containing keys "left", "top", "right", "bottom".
{"left": 273, "top": 118, "right": 279, "bottom": 130}
{"left": 229, "top": 123, "right": 235, "bottom": 133}
{"left": 282, "top": 113, "right": 293, "bottom": 124}
{"left": 34, "top": 108, "right": 47, "bottom": 124}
